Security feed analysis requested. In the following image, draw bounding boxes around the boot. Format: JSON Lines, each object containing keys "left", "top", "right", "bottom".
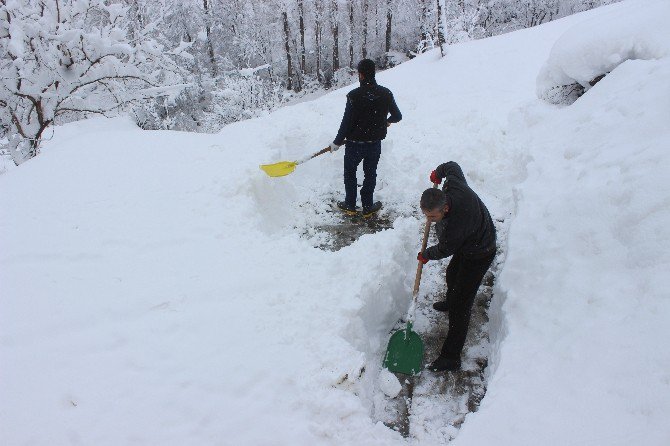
{"left": 427, "top": 356, "right": 461, "bottom": 372}
{"left": 337, "top": 201, "right": 358, "bottom": 215}
{"left": 362, "top": 201, "right": 382, "bottom": 217}
{"left": 432, "top": 300, "right": 449, "bottom": 312}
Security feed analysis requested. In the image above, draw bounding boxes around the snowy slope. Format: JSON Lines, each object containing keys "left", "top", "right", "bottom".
{"left": 456, "top": 2, "right": 670, "bottom": 444}
{"left": 1, "top": 1, "right": 669, "bottom": 445}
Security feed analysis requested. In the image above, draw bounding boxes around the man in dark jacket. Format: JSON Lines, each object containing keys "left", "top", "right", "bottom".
{"left": 329, "top": 59, "right": 402, "bottom": 217}
{"left": 417, "top": 161, "right": 497, "bottom": 372}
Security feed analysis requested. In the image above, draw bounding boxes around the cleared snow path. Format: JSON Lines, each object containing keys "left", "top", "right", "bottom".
{"left": 299, "top": 197, "right": 504, "bottom": 438}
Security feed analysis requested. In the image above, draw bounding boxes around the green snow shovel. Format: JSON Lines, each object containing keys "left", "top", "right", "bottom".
{"left": 383, "top": 184, "right": 437, "bottom": 375}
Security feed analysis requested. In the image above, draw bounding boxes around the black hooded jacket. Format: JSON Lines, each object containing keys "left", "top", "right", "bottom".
{"left": 423, "top": 162, "right": 497, "bottom": 260}
{"left": 333, "top": 79, "right": 402, "bottom": 145}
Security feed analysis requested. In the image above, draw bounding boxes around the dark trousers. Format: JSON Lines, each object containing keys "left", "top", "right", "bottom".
{"left": 440, "top": 250, "right": 496, "bottom": 361}
{"left": 343, "top": 141, "right": 381, "bottom": 208}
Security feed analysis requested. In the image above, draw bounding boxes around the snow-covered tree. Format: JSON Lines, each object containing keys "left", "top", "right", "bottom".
{"left": 0, "top": 0, "right": 622, "bottom": 152}
{"left": 0, "top": 0, "right": 171, "bottom": 164}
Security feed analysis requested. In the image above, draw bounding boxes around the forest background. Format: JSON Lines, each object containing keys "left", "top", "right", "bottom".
{"left": 1, "top": 0, "right": 617, "bottom": 164}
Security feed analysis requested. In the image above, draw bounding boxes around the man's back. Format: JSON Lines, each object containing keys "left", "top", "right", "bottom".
{"left": 428, "top": 162, "right": 497, "bottom": 259}
{"left": 344, "top": 82, "right": 400, "bottom": 142}
{"left": 330, "top": 59, "right": 402, "bottom": 213}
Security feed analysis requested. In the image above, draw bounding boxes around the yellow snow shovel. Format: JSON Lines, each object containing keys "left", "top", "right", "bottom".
{"left": 260, "top": 147, "right": 332, "bottom": 177}
{"left": 383, "top": 183, "right": 438, "bottom": 375}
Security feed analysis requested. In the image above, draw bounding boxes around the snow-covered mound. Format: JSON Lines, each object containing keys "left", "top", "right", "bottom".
{"left": 1, "top": 1, "right": 669, "bottom": 445}
{"left": 537, "top": 0, "right": 670, "bottom": 102}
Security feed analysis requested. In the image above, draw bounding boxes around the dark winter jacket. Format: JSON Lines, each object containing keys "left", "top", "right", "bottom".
{"left": 423, "top": 162, "right": 497, "bottom": 261}
{"left": 333, "top": 79, "right": 402, "bottom": 145}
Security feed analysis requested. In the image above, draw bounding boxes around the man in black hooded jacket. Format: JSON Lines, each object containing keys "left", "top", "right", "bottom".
{"left": 329, "top": 59, "right": 402, "bottom": 217}
{"left": 417, "top": 161, "right": 497, "bottom": 372}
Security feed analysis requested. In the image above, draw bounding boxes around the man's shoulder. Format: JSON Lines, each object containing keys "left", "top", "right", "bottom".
{"left": 373, "top": 84, "right": 394, "bottom": 97}
{"left": 443, "top": 178, "right": 472, "bottom": 201}
{"left": 348, "top": 84, "right": 391, "bottom": 94}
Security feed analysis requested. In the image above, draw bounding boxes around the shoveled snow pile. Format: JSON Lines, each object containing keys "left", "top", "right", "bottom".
{"left": 379, "top": 368, "right": 402, "bottom": 398}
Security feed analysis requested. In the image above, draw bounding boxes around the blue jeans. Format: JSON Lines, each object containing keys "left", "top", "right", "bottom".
{"left": 343, "top": 141, "right": 381, "bottom": 208}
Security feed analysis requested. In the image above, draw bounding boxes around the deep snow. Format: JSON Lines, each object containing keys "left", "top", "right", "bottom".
{"left": 1, "top": 1, "right": 669, "bottom": 445}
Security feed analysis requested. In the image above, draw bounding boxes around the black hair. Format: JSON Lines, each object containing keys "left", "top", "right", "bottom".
{"left": 420, "top": 188, "right": 447, "bottom": 211}
{"left": 357, "top": 59, "right": 376, "bottom": 78}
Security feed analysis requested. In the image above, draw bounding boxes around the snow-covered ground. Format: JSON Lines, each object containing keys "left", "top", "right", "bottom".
{"left": 2, "top": 0, "right": 669, "bottom": 444}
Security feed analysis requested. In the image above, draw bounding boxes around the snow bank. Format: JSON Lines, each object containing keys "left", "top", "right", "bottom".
{"left": 457, "top": 3, "right": 670, "bottom": 445}
{"left": 537, "top": 0, "right": 670, "bottom": 99}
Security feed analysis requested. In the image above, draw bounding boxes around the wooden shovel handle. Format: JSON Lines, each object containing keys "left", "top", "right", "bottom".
{"left": 311, "top": 147, "right": 332, "bottom": 158}
{"left": 412, "top": 182, "right": 440, "bottom": 298}
{"left": 296, "top": 147, "right": 332, "bottom": 165}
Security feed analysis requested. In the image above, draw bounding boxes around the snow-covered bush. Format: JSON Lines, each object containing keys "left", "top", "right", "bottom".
{"left": 134, "top": 66, "right": 284, "bottom": 133}
{"left": 328, "top": 68, "right": 358, "bottom": 90}
{"left": 537, "top": 0, "right": 670, "bottom": 105}
{"left": 0, "top": 0, "right": 172, "bottom": 164}
{"left": 380, "top": 51, "right": 409, "bottom": 69}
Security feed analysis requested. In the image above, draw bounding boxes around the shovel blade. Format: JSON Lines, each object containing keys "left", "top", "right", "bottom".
{"left": 259, "top": 161, "right": 297, "bottom": 177}
{"left": 383, "top": 327, "right": 424, "bottom": 375}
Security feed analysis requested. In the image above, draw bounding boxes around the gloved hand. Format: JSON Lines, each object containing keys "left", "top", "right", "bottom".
{"left": 430, "top": 170, "right": 441, "bottom": 185}
{"left": 417, "top": 252, "right": 429, "bottom": 264}
{"left": 329, "top": 143, "right": 341, "bottom": 153}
